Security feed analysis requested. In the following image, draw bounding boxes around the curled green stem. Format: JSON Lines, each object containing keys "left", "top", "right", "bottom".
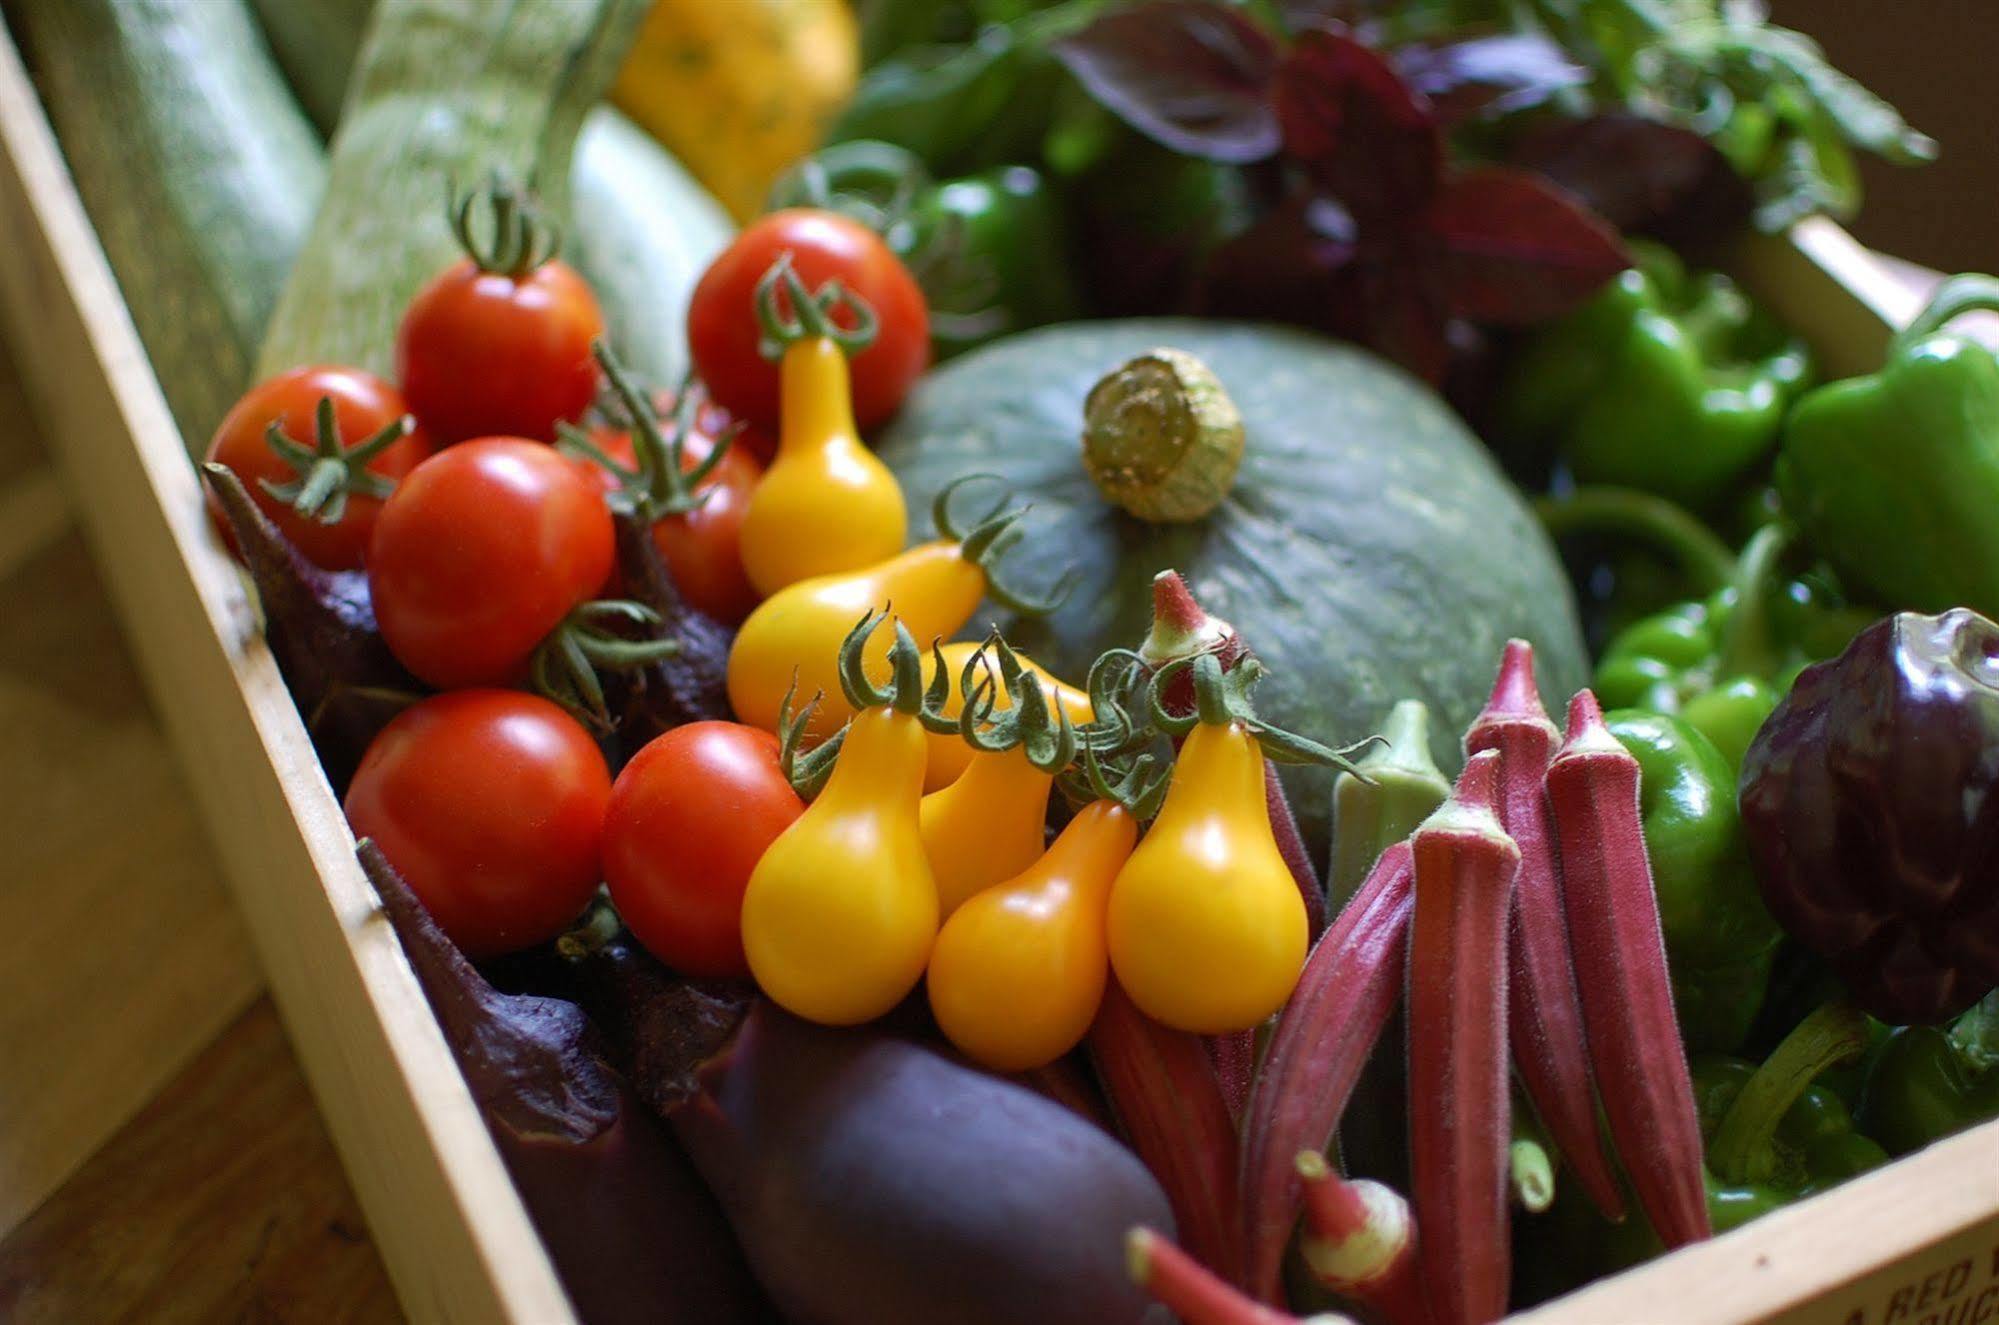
{"left": 1709, "top": 1002, "right": 1870, "bottom": 1185}
{"left": 754, "top": 251, "right": 878, "bottom": 360}
{"left": 450, "top": 173, "right": 561, "bottom": 277}
{"left": 1535, "top": 485, "right": 1737, "bottom": 595}
{"left": 528, "top": 599, "right": 679, "bottom": 728}
{"left": 257, "top": 393, "right": 411, "bottom": 525}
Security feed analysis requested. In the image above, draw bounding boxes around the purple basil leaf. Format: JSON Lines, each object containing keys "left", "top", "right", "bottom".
{"left": 1430, "top": 167, "right": 1630, "bottom": 324}
{"left": 1352, "top": 247, "right": 1452, "bottom": 383}
{"left": 1395, "top": 33, "right": 1585, "bottom": 124}
{"left": 1276, "top": 28, "right": 1443, "bottom": 220}
{"left": 1052, "top": 1, "right": 1281, "bottom": 163}
{"left": 1193, "top": 192, "right": 1357, "bottom": 325}
{"left": 1509, "top": 112, "right": 1753, "bottom": 246}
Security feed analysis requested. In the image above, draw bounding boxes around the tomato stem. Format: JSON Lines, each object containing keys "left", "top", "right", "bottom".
{"left": 450, "top": 173, "right": 562, "bottom": 277}
{"left": 753, "top": 251, "right": 879, "bottom": 358}
{"left": 256, "top": 393, "right": 410, "bottom": 525}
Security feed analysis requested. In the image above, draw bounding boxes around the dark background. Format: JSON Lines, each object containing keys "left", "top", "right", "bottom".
{"left": 1768, "top": 0, "right": 1997, "bottom": 273}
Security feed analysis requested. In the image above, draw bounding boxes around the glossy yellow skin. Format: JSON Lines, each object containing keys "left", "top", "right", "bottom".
{"left": 920, "top": 746, "right": 1053, "bottom": 918}
{"left": 929, "top": 802, "right": 1137, "bottom": 1071}
{"left": 612, "top": 0, "right": 858, "bottom": 221}
{"left": 740, "top": 706, "right": 937, "bottom": 1025}
{"left": 1107, "top": 722, "right": 1307, "bottom": 1033}
{"left": 740, "top": 338, "right": 907, "bottom": 598}
{"left": 919, "top": 641, "right": 1094, "bottom": 792}
{"left": 727, "top": 541, "right": 986, "bottom": 737}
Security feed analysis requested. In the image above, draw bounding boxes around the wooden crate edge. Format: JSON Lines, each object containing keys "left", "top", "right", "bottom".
{"left": 0, "top": 24, "right": 575, "bottom": 1325}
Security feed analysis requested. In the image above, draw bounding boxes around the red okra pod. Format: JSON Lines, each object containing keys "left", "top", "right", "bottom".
{"left": 1464, "top": 640, "right": 1623, "bottom": 1220}
{"left": 1091, "top": 981, "right": 1244, "bottom": 1287}
{"left": 1126, "top": 1228, "right": 1356, "bottom": 1325}
{"left": 1238, "top": 842, "right": 1414, "bottom": 1304}
{"left": 1546, "top": 691, "right": 1712, "bottom": 1249}
{"left": 1294, "top": 1152, "right": 1427, "bottom": 1325}
{"left": 1407, "top": 750, "right": 1518, "bottom": 1325}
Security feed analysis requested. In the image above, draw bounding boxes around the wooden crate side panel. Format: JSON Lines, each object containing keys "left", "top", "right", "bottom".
{"left": 1514, "top": 1122, "right": 1999, "bottom": 1325}
{"left": 0, "top": 27, "right": 573, "bottom": 1325}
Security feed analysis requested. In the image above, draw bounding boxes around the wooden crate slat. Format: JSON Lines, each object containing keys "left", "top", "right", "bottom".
{"left": 0, "top": 25, "right": 574, "bottom": 1325}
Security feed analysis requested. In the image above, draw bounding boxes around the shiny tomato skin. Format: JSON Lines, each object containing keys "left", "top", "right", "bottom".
{"left": 367, "top": 438, "right": 614, "bottom": 689}
{"left": 687, "top": 209, "right": 929, "bottom": 433}
{"left": 580, "top": 416, "right": 764, "bottom": 624}
{"left": 395, "top": 257, "right": 605, "bottom": 442}
{"left": 603, "top": 721, "right": 803, "bottom": 978}
{"left": 345, "top": 690, "right": 611, "bottom": 958}
{"left": 204, "top": 365, "right": 432, "bottom": 570}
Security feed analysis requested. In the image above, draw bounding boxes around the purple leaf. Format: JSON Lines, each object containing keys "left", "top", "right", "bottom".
{"left": 1509, "top": 112, "right": 1752, "bottom": 245}
{"left": 1395, "top": 33, "right": 1586, "bottom": 124}
{"left": 1052, "top": 1, "right": 1281, "bottom": 163}
{"left": 1194, "top": 193, "right": 1357, "bottom": 325}
{"left": 1275, "top": 28, "right": 1442, "bottom": 220}
{"left": 1430, "top": 167, "right": 1630, "bottom": 325}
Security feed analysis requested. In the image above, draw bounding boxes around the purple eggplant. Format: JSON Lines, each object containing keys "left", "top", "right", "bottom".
{"left": 357, "top": 844, "right": 766, "bottom": 1325}
{"left": 563, "top": 931, "right": 1175, "bottom": 1325}
{"left": 201, "top": 463, "right": 418, "bottom": 790}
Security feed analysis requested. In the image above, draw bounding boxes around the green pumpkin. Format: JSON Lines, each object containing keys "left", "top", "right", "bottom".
{"left": 874, "top": 319, "right": 1588, "bottom": 855}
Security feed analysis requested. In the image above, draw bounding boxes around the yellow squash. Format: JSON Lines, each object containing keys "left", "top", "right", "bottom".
{"left": 740, "top": 703, "right": 937, "bottom": 1025}
{"left": 739, "top": 260, "right": 908, "bottom": 597}
{"left": 919, "top": 640, "right": 1093, "bottom": 791}
{"left": 928, "top": 801, "right": 1137, "bottom": 1072}
{"left": 1106, "top": 719, "right": 1308, "bottom": 1034}
{"left": 612, "top": 0, "right": 857, "bottom": 222}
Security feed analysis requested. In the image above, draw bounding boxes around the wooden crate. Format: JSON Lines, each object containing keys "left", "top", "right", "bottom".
{"left": 0, "top": 20, "right": 1991, "bottom": 1324}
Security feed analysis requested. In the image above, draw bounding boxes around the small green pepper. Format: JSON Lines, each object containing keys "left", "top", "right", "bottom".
{"left": 1859, "top": 991, "right": 1999, "bottom": 1156}
{"left": 1498, "top": 241, "right": 1812, "bottom": 508}
{"left": 1596, "top": 524, "right": 1873, "bottom": 769}
{"left": 1780, "top": 274, "right": 1999, "bottom": 620}
{"left": 1605, "top": 709, "right": 1782, "bottom": 1052}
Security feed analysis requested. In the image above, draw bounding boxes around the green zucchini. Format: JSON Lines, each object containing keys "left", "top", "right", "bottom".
{"left": 249, "top": 0, "right": 734, "bottom": 388}
{"left": 9, "top": 0, "right": 326, "bottom": 445}
{"left": 570, "top": 111, "right": 733, "bottom": 388}
{"left": 255, "top": 0, "right": 645, "bottom": 378}
{"left": 246, "top": 0, "right": 372, "bottom": 135}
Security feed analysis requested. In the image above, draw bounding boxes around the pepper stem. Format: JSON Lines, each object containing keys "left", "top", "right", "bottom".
{"left": 1891, "top": 273, "right": 1999, "bottom": 357}
{"left": 1534, "top": 486, "right": 1737, "bottom": 595}
{"left": 1711, "top": 522, "right": 1795, "bottom": 681}
{"left": 1709, "top": 1002, "right": 1870, "bottom": 1185}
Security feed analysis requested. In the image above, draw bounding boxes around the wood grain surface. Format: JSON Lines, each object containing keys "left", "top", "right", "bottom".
{"left": 0, "top": 1000, "right": 401, "bottom": 1324}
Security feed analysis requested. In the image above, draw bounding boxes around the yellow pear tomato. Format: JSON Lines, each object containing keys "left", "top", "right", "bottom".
{"left": 928, "top": 801, "right": 1137, "bottom": 1072}
{"left": 920, "top": 745, "right": 1053, "bottom": 918}
{"left": 740, "top": 704, "right": 937, "bottom": 1024}
{"left": 739, "top": 334, "right": 906, "bottom": 597}
{"left": 1106, "top": 720, "right": 1307, "bottom": 1033}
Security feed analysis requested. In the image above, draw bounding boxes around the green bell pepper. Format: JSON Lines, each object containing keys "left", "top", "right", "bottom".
{"left": 1596, "top": 524, "right": 1874, "bottom": 770}
{"left": 1606, "top": 709, "right": 1782, "bottom": 1052}
{"left": 1859, "top": 991, "right": 1999, "bottom": 1156}
{"left": 1779, "top": 273, "right": 1999, "bottom": 619}
{"left": 1499, "top": 241, "right": 1812, "bottom": 508}
{"left": 1528, "top": 1003, "right": 1888, "bottom": 1289}
{"left": 768, "top": 140, "right": 1081, "bottom": 358}
{"left": 1693, "top": 1003, "right": 1889, "bottom": 1234}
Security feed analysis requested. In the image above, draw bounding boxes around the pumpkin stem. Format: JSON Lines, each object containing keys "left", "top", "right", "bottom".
{"left": 755, "top": 251, "right": 879, "bottom": 360}
{"left": 1082, "top": 348, "right": 1246, "bottom": 524}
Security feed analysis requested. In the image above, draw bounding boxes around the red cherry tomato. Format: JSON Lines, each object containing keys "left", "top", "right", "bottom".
{"left": 395, "top": 256, "right": 605, "bottom": 442}
{"left": 367, "top": 438, "right": 614, "bottom": 689}
{"left": 603, "top": 721, "right": 803, "bottom": 978}
{"left": 203, "top": 366, "right": 432, "bottom": 570}
{"left": 578, "top": 401, "right": 765, "bottom": 624}
{"left": 346, "top": 690, "right": 611, "bottom": 958}
{"left": 687, "top": 209, "right": 929, "bottom": 433}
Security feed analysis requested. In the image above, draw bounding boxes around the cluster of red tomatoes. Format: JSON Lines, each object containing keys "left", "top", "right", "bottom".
{"left": 207, "top": 205, "right": 929, "bottom": 973}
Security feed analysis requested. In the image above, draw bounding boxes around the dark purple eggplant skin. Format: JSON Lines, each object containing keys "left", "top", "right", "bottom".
{"left": 609, "top": 508, "right": 734, "bottom": 752}
{"left": 675, "top": 1006, "right": 1175, "bottom": 1325}
{"left": 200, "top": 463, "right": 419, "bottom": 791}
{"left": 357, "top": 844, "right": 767, "bottom": 1325}
{"left": 1740, "top": 609, "right": 1999, "bottom": 1024}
